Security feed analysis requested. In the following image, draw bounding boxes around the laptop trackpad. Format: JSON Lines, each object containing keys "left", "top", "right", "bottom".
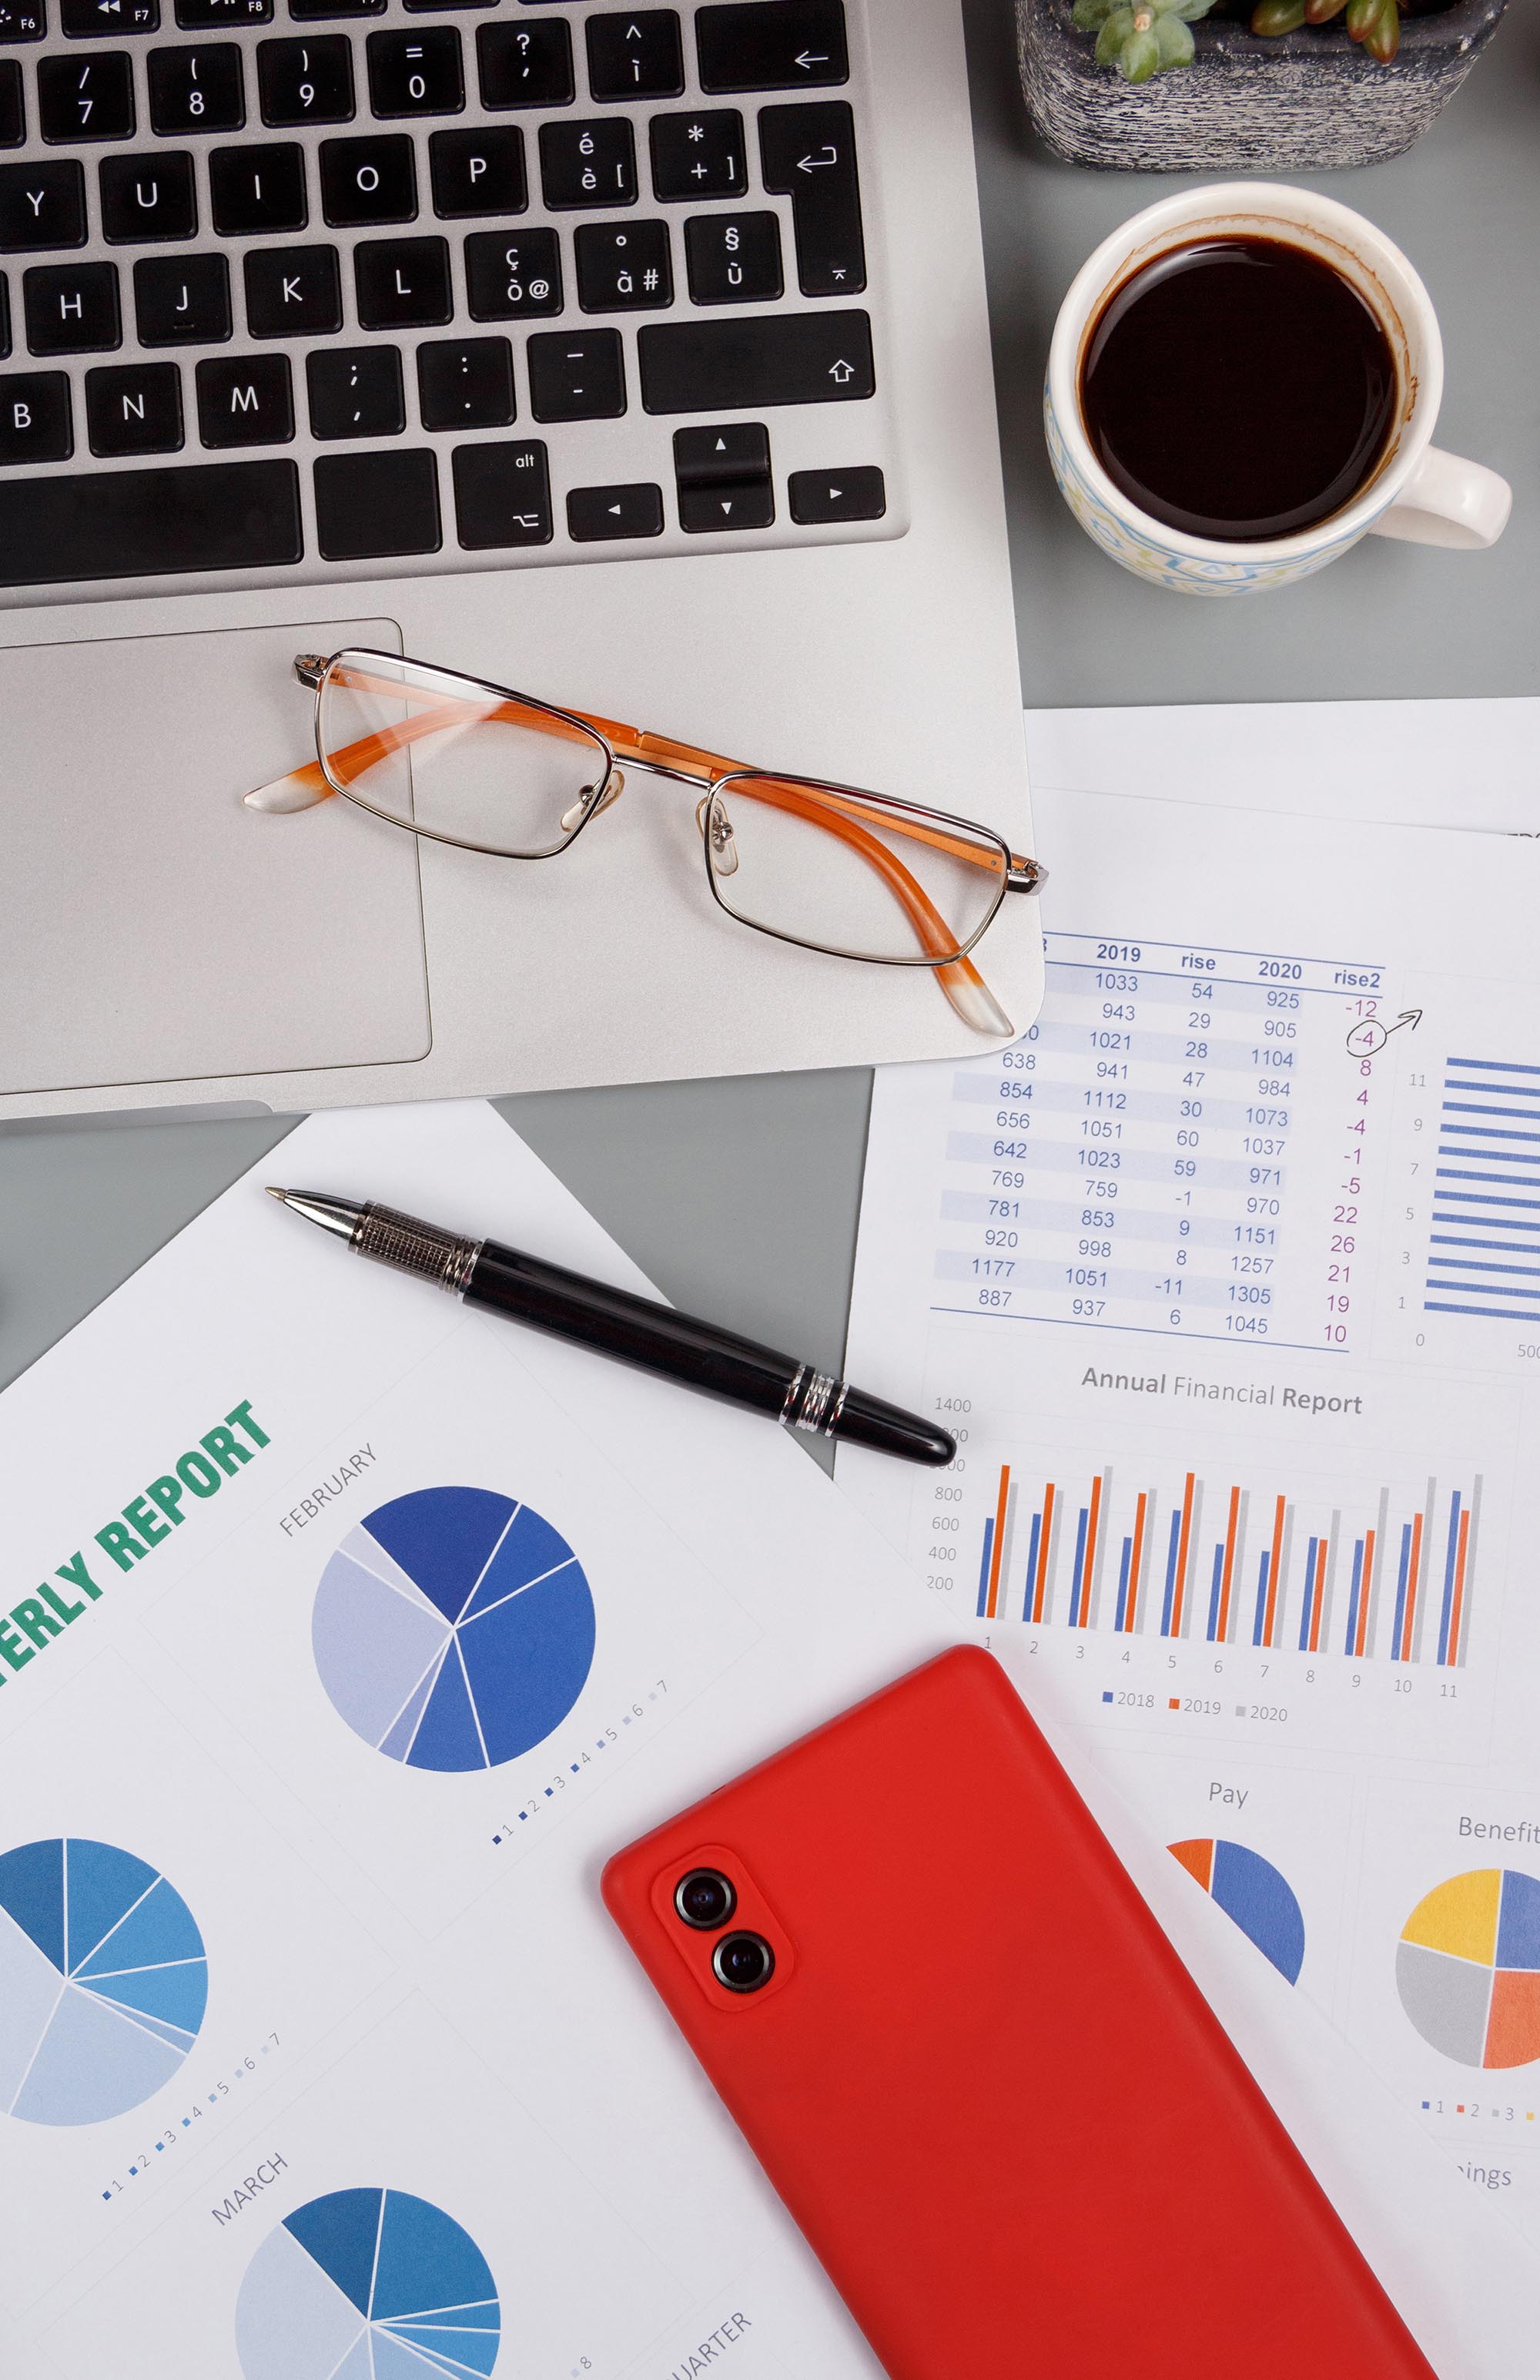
{"left": 2, "top": 615, "right": 430, "bottom": 1097}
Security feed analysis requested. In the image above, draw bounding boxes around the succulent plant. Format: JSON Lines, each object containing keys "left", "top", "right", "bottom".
{"left": 1251, "top": 0, "right": 1406, "bottom": 60}
{"left": 1071, "top": 0, "right": 1217, "bottom": 82}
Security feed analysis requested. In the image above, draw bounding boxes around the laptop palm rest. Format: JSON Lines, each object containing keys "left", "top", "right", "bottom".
{"left": 2, "top": 617, "right": 430, "bottom": 1098}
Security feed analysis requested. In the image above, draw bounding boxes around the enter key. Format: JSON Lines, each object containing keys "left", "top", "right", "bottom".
{"left": 758, "top": 100, "right": 865, "bottom": 298}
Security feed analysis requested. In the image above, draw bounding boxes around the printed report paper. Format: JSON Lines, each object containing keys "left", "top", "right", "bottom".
{"left": 2, "top": 1096, "right": 1535, "bottom": 2380}
{"left": 842, "top": 775, "right": 1540, "bottom": 2318}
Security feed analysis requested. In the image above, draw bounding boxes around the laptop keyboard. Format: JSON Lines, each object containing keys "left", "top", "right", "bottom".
{"left": 0, "top": 0, "right": 900, "bottom": 595}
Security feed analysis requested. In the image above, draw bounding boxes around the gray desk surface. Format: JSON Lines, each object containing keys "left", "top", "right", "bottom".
{"left": 4, "top": 0, "right": 1537, "bottom": 1419}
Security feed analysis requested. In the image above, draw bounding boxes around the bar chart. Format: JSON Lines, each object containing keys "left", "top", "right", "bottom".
{"left": 1425, "top": 1054, "right": 1540, "bottom": 1325}
{"left": 973, "top": 1456, "right": 1478, "bottom": 1666}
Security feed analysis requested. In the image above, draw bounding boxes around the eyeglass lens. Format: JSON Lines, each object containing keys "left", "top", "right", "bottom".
{"left": 318, "top": 652, "right": 612, "bottom": 859}
{"left": 705, "top": 777, "right": 1009, "bottom": 965}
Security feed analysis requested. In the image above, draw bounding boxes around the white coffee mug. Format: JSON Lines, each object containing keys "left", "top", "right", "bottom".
{"left": 1043, "top": 182, "right": 1512, "bottom": 598}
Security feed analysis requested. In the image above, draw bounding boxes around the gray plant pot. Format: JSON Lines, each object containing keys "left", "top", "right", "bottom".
{"left": 1018, "top": 0, "right": 1509, "bottom": 173}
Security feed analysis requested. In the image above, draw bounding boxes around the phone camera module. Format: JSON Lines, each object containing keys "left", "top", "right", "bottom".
{"left": 711, "top": 1931, "right": 775, "bottom": 1994}
{"left": 675, "top": 1869, "right": 737, "bottom": 1931}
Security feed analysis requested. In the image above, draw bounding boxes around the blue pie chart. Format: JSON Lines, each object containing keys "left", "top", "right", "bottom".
{"left": 313, "top": 1486, "right": 596, "bottom": 1772}
{"left": 0, "top": 1837, "right": 208, "bottom": 2125}
{"left": 236, "top": 2187, "right": 500, "bottom": 2380}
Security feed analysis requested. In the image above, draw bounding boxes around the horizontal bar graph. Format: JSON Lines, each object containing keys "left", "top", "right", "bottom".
{"left": 974, "top": 1460, "right": 1479, "bottom": 1666}
{"left": 1426, "top": 1056, "right": 1540, "bottom": 1321}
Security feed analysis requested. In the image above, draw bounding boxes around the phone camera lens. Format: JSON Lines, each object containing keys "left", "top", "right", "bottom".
{"left": 711, "top": 1931, "right": 775, "bottom": 1994}
{"left": 675, "top": 1869, "right": 737, "bottom": 1931}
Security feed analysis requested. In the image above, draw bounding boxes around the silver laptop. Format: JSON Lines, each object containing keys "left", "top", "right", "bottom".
{"left": 0, "top": 0, "right": 1042, "bottom": 1121}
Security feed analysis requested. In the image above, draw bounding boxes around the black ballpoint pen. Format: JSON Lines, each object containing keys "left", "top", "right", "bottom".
{"left": 266, "top": 1188, "right": 957, "bottom": 1468}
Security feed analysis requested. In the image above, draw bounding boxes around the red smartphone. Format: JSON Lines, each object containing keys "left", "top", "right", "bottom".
{"left": 602, "top": 1647, "right": 1434, "bottom": 2380}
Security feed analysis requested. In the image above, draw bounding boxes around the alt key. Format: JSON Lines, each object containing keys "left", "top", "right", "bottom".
{"left": 788, "top": 464, "right": 885, "bottom": 525}
{"left": 567, "top": 481, "right": 662, "bottom": 541}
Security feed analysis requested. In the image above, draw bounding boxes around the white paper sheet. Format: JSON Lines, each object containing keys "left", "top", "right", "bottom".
{"left": 1026, "top": 696, "right": 1540, "bottom": 832}
{"left": 842, "top": 779, "right": 1540, "bottom": 2362}
{"left": 3, "top": 1097, "right": 1532, "bottom": 2380}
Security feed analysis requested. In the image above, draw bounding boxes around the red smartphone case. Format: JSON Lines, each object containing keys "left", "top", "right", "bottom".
{"left": 602, "top": 1647, "right": 1434, "bottom": 2380}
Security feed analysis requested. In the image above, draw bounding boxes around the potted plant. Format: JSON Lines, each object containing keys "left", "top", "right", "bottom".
{"left": 1017, "top": 0, "right": 1509, "bottom": 173}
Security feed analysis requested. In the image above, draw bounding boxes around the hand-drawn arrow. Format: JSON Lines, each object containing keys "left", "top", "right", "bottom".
{"left": 1345, "top": 1007, "right": 1422, "bottom": 1058}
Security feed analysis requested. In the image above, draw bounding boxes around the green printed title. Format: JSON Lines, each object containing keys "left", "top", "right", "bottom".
{"left": 1, "top": 1401, "right": 270, "bottom": 1686}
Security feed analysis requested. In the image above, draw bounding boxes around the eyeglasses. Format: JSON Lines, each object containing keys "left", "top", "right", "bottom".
{"left": 246, "top": 649, "right": 1044, "bottom": 1036}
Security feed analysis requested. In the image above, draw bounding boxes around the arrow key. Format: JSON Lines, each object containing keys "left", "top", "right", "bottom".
{"left": 673, "top": 418, "right": 768, "bottom": 486}
{"left": 678, "top": 473, "right": 773, "bottom": 533}
{"left": 788, "top": 464, "right": 883, "bottom": 524}
{"left": 567, "top": 481, "right": 664, "bottom": 541}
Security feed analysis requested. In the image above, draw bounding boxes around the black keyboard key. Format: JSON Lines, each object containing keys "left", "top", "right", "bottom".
{"left": 319, "top": 131, "right": 413, "bottom": 223}
{"left": 639, "top": 306, "right": 871, "bottom": 412}
{"left": 673, "top": 417, "right": 767, "bottom": 482}
{"left": 575, "top": 217, "right": 668, "bottom": 311}
{"left": 685, "top": 210, "right": 780, "bottom": 304}
{"left": 648, "top": 107, "right": 744, "bottom": 199}
{"left": 585, "top": 8, "right": 680, "bottom": 100}
{"left": 24, "top": 258, "right": 119, "bottom": 350}
{"left": 148, "top": 42, "right": 243, "bottom": 132}
{"left": 674, "top": 419, "right": 772, "bottom": 530}
{"left": 463, "top": 224, "right": 557, "bottom": 318}
{"left": 417, "top": 331, "right": 510, "bottom": 427}
{"left": 195, "top": 348, "right": 290, "bottom": 443}
{"left": 314, "top": 444, "right": 438, "bottom": 557}
{"left": 539, "top": 116, "right": 634, "bottom": 209}
{"left": 290, "top": 0, "right": 379, "bottom": 18}
{"left": 788, "top": 461, "right": 882, "bottom": 521}
{"left": 133, "top": 247, "right": 228, "bottom": 340}
{"left": 451, "top": 433, "right": 548, "bottom": 547}
{"left": 175, "top": 0, "right": 269, "bottom": 25}
{"left": 85, "top": 357, "right": 180, "bottom": 451}
{"left": 0, "top": 58, "right": 20, "bottom": 140}
{"left": 567, "top": 479, "right": 661, "bottom": 540}
{"left": 209, "top": 140, "right": 306, "bottom": 233}
{"left": 696, "top": 0, "right": 845, "bottom": 91}
{"left": 0, "top": 0, "right": 44, "bottom": 39}
{"left": 0, "top": 158, "right": 85, "bottom": 248}
{"left": 477, "top": 18, "right": 571, "bottom": 109}
{"left": 759, "top": 99, "right": 862, "bottom": 295}
{"left": 257, "top": 34, "right": 353, "bottom": 123}
{"left": 353, "top": 231, "right": 449, "bottom": 327}
{"left": 0, "top": 455, "right": 301, "bottom": 581}
{"left": 678, "top": 474, "right": 771, "bottom": 531}
{"left": 306, "top": 339, "right": 402, "bottom": 436}
{"left": 367, "top": 25, "right": 460, "bottom": 116}
{"left": 244, "top": 240, "right": 340, "bottom": 334}
{"left": 429, "top": 123, "right": 523, "bottom": 218}
{"left": 0, "top": 272, "right": 7, "bottom": 352}
{"left": 39, "top": 49, "right": 135, "bottom": 140}
{"left": 405, "top": 0, "right": 493, "bottom": 12}
{"left": 0, "top": 367, "right": 69, "bottom": 460}
{"left": 99, "top": 148, "right": 196, "bottom": 241}
{"left": 527, "top": 325, "right": 622, "bottom": 421}
{"left": 63, "top": 0, "right": 156, "bottom": 30}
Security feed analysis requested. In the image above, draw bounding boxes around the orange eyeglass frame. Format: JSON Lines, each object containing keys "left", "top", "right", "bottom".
{"left": 244, "top": 650, "right": 1044, "bottom": 1037}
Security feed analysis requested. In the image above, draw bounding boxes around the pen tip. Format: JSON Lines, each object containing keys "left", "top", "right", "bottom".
{"left": 265, "top": 1186, "right": 290, "bottom": 1203}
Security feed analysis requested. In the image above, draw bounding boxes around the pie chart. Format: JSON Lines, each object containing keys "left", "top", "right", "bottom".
{"left": 0, "top": 1837, "right": 207, "bottom": 2125}
{"left": 236, "top": 2187, "right": 500, "bottom": 2380}
{"left": 1397, "top": 1868, "right": 1540, "bottom": 2068}
{"left": 313, "top": 1485, "right": 596, "bottom": 1772}
{"left": 1169, "top": 1838, "right": 1305, "bottom": 1984}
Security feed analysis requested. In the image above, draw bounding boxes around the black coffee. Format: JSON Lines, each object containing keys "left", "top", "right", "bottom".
{"left": 1079, "top": 236, "right": 1399, "bottom": 543}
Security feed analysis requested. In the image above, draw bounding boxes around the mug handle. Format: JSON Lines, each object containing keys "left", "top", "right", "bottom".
{"left": 1369, "top": 448, "right": 1512, "bottom": 551}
